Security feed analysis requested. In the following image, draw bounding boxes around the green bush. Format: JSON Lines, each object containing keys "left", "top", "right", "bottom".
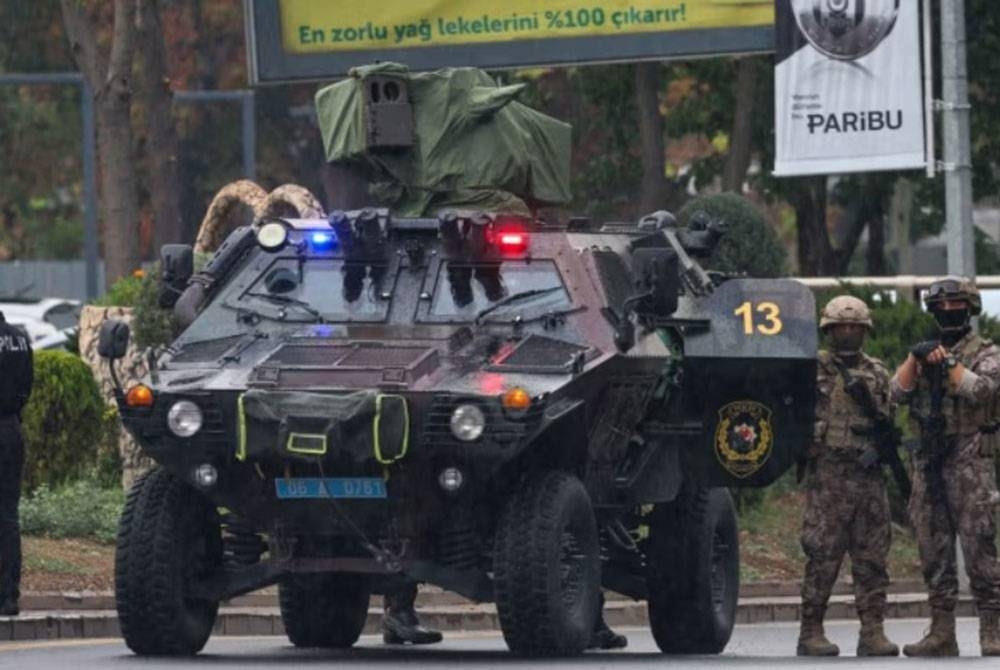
{"left": 21, "top": 350, "right": 110, "bottom": 491}
{"left": 90, "top": 273, "right": 145, "bottom": 307}
{"left": 90, "top": 266, "right": 176, "bottom": 349}
{"left": 677, "top": 192, "right": 788, "bottom": 278}
{"left": 19, "top": 480, "right": 124, "bottom": 543}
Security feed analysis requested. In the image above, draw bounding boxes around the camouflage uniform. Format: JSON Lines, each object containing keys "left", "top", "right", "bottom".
{"left": 892, "top": 332, "right": 1000, "bottom": 615}
{"left": 802, "top": 351, "right": 894, "bottom": 631}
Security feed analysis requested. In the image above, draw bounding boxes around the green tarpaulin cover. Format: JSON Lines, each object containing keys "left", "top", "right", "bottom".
{"left": 315, "top": 63, "right": 572, "bottom": 216}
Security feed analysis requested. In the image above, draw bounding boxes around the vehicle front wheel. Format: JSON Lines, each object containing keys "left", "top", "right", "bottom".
{"left": 645, "top": 486, "right": 739, "bottom": 654}
{"left": 279, "top": 573, "right": 370, "bottom": 648}
{"left": 493, "top": 470, "right": 600, "bottom": 656}
{"left": 115, "top": 467, "right": 222, "bottom": 656}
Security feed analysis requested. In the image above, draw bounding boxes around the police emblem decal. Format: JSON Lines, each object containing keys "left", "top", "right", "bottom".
{"left": 791, "top": 0, "right": 900, "bottom": 61}
{"left": 715, "top": 400, "right": 774, "bottom": 479}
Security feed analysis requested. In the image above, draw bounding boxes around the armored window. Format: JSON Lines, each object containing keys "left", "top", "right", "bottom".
{"left": 237, "top": 257, "right": 393, "bottom": 322}
{"left": 425, "top": 260, "right": 571, "bottom": 321}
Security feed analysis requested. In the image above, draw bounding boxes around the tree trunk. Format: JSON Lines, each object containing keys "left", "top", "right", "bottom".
{"left": 722, "top": 58, "right": 759, "bottom": 193}
{"left": 866, "top": 213, "right": 887, "bottom": 275}
{"left": 138, "top": 0, "right": 184, "bottom": 250}
{"left": 792, "top": 177, "right": 833, "bottom": 276}
{"left": 60, "top": 0, "right": 141, "bottom": 284}
{"left": 634, "top": 62, "right": 671, "bottom": 214}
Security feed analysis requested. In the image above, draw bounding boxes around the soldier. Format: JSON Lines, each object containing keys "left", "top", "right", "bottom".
{"left": 0, "top": 311, "right": 33, "bottom": 617}
{"left": 891, "top": 277, "right": 1000, "bottom": 657}
{"left": 797, "top": 296, "right": 899, "bottom": 657}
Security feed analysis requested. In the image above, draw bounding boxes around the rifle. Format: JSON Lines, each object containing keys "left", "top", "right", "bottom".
{"left": 834, "top": 363, "right": 912, "bottom": 500}
{"left": 909, "top": 340, "right": 948, "bottom": 505}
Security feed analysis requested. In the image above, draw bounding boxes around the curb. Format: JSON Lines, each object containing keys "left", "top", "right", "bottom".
{"left": 0, "top": 592, "right": 976, "bottom": 643}
{"left": 16, "top": 579, "right": 929, "bottom": 612}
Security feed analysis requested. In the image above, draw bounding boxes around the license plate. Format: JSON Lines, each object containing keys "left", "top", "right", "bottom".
{"left": 275, "top": 477, "right": 387, "bottom": 499}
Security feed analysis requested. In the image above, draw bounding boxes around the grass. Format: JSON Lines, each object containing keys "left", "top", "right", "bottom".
{"left": 737, "top": 472, "right": 923, "bottom": 583}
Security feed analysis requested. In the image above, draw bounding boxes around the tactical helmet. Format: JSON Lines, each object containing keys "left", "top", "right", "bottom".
{"left": 923, "top": 276, "right": 982, "bottom": 315}
{"left": 820, "top": 295, "right": 873, "bottom": 330}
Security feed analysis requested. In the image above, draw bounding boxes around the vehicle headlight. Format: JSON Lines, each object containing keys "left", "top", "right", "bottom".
{"left": 167, "top": 400, "right": 203, "bottom": 438}
{"left": 450, "top": 404, "right": 485, "bottom": 442}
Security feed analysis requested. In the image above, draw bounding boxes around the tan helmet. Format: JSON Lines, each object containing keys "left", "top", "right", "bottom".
{"left": 924, "top": 275, "right": 982, "bottom": 315}
{"left": 820, "top": 295, "right": 873, "bottom": 330}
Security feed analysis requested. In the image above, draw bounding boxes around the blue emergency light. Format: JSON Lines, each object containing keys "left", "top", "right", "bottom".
{"left": 309, "top": 231, "right": 337, "bottom": 250}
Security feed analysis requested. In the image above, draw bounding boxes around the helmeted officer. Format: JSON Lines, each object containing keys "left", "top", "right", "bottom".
{"left": 891, "top": 277, "right": 1000, "bottom": 657}
{"left": 797, "top": 296, "right": 898, "bottom": 657}
{"left": 0, "top": 310, "right": 33, "bottom": 616}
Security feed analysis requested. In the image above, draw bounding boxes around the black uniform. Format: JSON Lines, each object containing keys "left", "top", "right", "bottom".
{"left": 0, "top": 311, "right": 33, "bottom": 613}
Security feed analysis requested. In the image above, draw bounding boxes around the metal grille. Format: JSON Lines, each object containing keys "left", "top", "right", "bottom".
{"left": 171, "top": 336, "right": 243, "bottom": 363}
{"left": 339, "top": 345, "right": 429, "bottom": 368}
{"left": 265, "top": 344, "right": 353, "bottom": 366}
{"left": 498, "top": 334, "right": 587, "bottom": 369}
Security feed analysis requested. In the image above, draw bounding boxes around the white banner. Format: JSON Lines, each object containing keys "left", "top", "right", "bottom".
{"left": 773, "top": 0, "right": 926, "bottom": 177}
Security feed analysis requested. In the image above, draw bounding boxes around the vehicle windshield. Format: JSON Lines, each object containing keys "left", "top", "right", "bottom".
{"left": 426, "top": 260, "right": 571, "bottom": 322}
{"left": 236, "top": 257, "right": 390, "bottom": 321}
{"left": 176, "top": 255, "right": 394, "bottom": 343}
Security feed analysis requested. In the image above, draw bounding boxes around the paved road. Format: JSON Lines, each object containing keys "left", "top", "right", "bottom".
{"left": 0, "top": 619, "right": 993, "bottom": 669}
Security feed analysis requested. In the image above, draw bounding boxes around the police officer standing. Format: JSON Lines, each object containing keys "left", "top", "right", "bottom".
{"left": 0, "top": 310, "right": 33, "bottom": 616}
{"left": 797, "top": 296, "right": 899, "bottom": 657}
{"left": 891, "top": 277, "right": 1000, "bottom": 657}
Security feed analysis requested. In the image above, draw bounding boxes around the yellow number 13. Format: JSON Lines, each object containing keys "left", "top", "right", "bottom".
{"left": 734, "top": 301, "right": 783, "bottom": 335}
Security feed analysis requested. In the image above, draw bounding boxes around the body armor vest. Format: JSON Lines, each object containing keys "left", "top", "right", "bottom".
{"left": 816, "top": 351, "right": 890, "bottom": 453}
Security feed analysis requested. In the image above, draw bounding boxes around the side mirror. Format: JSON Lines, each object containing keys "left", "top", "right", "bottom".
{"left": 159, "top": 244, "right": 194, "bottom": 308}
{"left": 98, "top": 320, "right": 130, "bottom": 360}
{"left": 633, "top": 248, "right": 680, "bottom": 316}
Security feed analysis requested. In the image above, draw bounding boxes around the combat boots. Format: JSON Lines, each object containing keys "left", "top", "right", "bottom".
{"left": 857, "top": 610, "right": 899, "bottom": 656}
{"left": 903, "top": 608, "right": 959, "bottom": 657}
{"left": 981, "top": 610, "right": 1000, "bottom": 656}
{"left": 797, "top": 607, "right": 840, "bottom": 656}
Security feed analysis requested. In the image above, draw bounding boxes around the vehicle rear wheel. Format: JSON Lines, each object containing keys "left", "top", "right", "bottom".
{"left": 279, "top": 574, "right": 370, "bottom": 648}
{"left": 645, "top": 486, "right": 739, "bottom": 654}
{"left": 493, "top": 470, "right": 600, "bottom": 656}
{"left": 115, "top": 467, "right": 222, "bottom": 656}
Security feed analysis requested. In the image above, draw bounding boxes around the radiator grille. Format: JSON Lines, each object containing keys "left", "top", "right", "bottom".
{"left": 171, "top": 336, "right": 242, "bottom": 363}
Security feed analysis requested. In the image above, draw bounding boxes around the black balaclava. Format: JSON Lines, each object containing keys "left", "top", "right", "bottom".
{"left": 828, "top": 327, "right": 865, "bottom": 364}
{"left": 934, "top": 307, "right": 971, "bottom": 346}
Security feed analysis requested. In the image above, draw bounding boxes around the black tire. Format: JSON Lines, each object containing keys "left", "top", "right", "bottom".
{"left": 494, "top": 470, "right": 600, "bottom": 656}
{"left": 278, "top": 574, "right": 370, "bottom": 648}
{"left": 645, "top": 486, "right": 739, "bottom": 654}
{"left": 115, "top": 467, "right": 222, "bottom": 656}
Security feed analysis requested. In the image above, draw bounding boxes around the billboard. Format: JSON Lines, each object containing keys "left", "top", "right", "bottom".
{"left": 245, "top": 0, "right": 775, "bottom": 84}
{"left": 773, "top": 0, "right": 926, "bottom": 176}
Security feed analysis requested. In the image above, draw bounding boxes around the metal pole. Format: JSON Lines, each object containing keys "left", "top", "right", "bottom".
{"left": 80, "top": 79, "right": 100, "bottom": 300}
{"left": 241, "top": 92, "right": 256, "bottom": 181}
{"left": 940, "top": 0, "right": 976, "bottom": 279}
{"left": 922, "top": 0, "right": 935, "bottom": 179}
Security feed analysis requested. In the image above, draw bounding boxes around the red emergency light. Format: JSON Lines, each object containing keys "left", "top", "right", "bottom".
{"left": 495, "top": 229, "right": 529, "bottom": 254}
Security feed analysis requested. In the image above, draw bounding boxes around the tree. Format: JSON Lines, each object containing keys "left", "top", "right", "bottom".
{"left": 137, "top": 0, "right": 183, "bottom": 249}
{"left": 60, "top": 0, "right": 141, "bottom": 283}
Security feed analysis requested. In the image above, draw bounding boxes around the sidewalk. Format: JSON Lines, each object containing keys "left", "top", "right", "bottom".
{"left": 1, "top": 581, "right": 967, "bottom": 642}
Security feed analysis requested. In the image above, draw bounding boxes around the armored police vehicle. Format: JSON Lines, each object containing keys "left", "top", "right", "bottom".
{"left": 98, "top": 64, "right": 817, "bottom": 658}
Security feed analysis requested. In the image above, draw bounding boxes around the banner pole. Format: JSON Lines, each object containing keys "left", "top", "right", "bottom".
{"left": 922, "top": 0, "right": 935, "bottom": 179}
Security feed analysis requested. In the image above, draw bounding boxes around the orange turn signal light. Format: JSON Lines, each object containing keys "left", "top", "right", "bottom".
{"left": 125, "top": 384, "right": 154, "bottom": 408}
{"left": 501, "top": 387, "right": 531, "bottom": 411}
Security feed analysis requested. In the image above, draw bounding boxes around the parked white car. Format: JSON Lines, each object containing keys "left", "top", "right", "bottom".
{"left": 0, "top": 297, "right": 81, "bottom": 349}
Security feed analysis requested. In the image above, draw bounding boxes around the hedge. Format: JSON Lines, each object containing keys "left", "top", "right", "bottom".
{"left": 21, "top": 350, "right": 117, "bottom": 490}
